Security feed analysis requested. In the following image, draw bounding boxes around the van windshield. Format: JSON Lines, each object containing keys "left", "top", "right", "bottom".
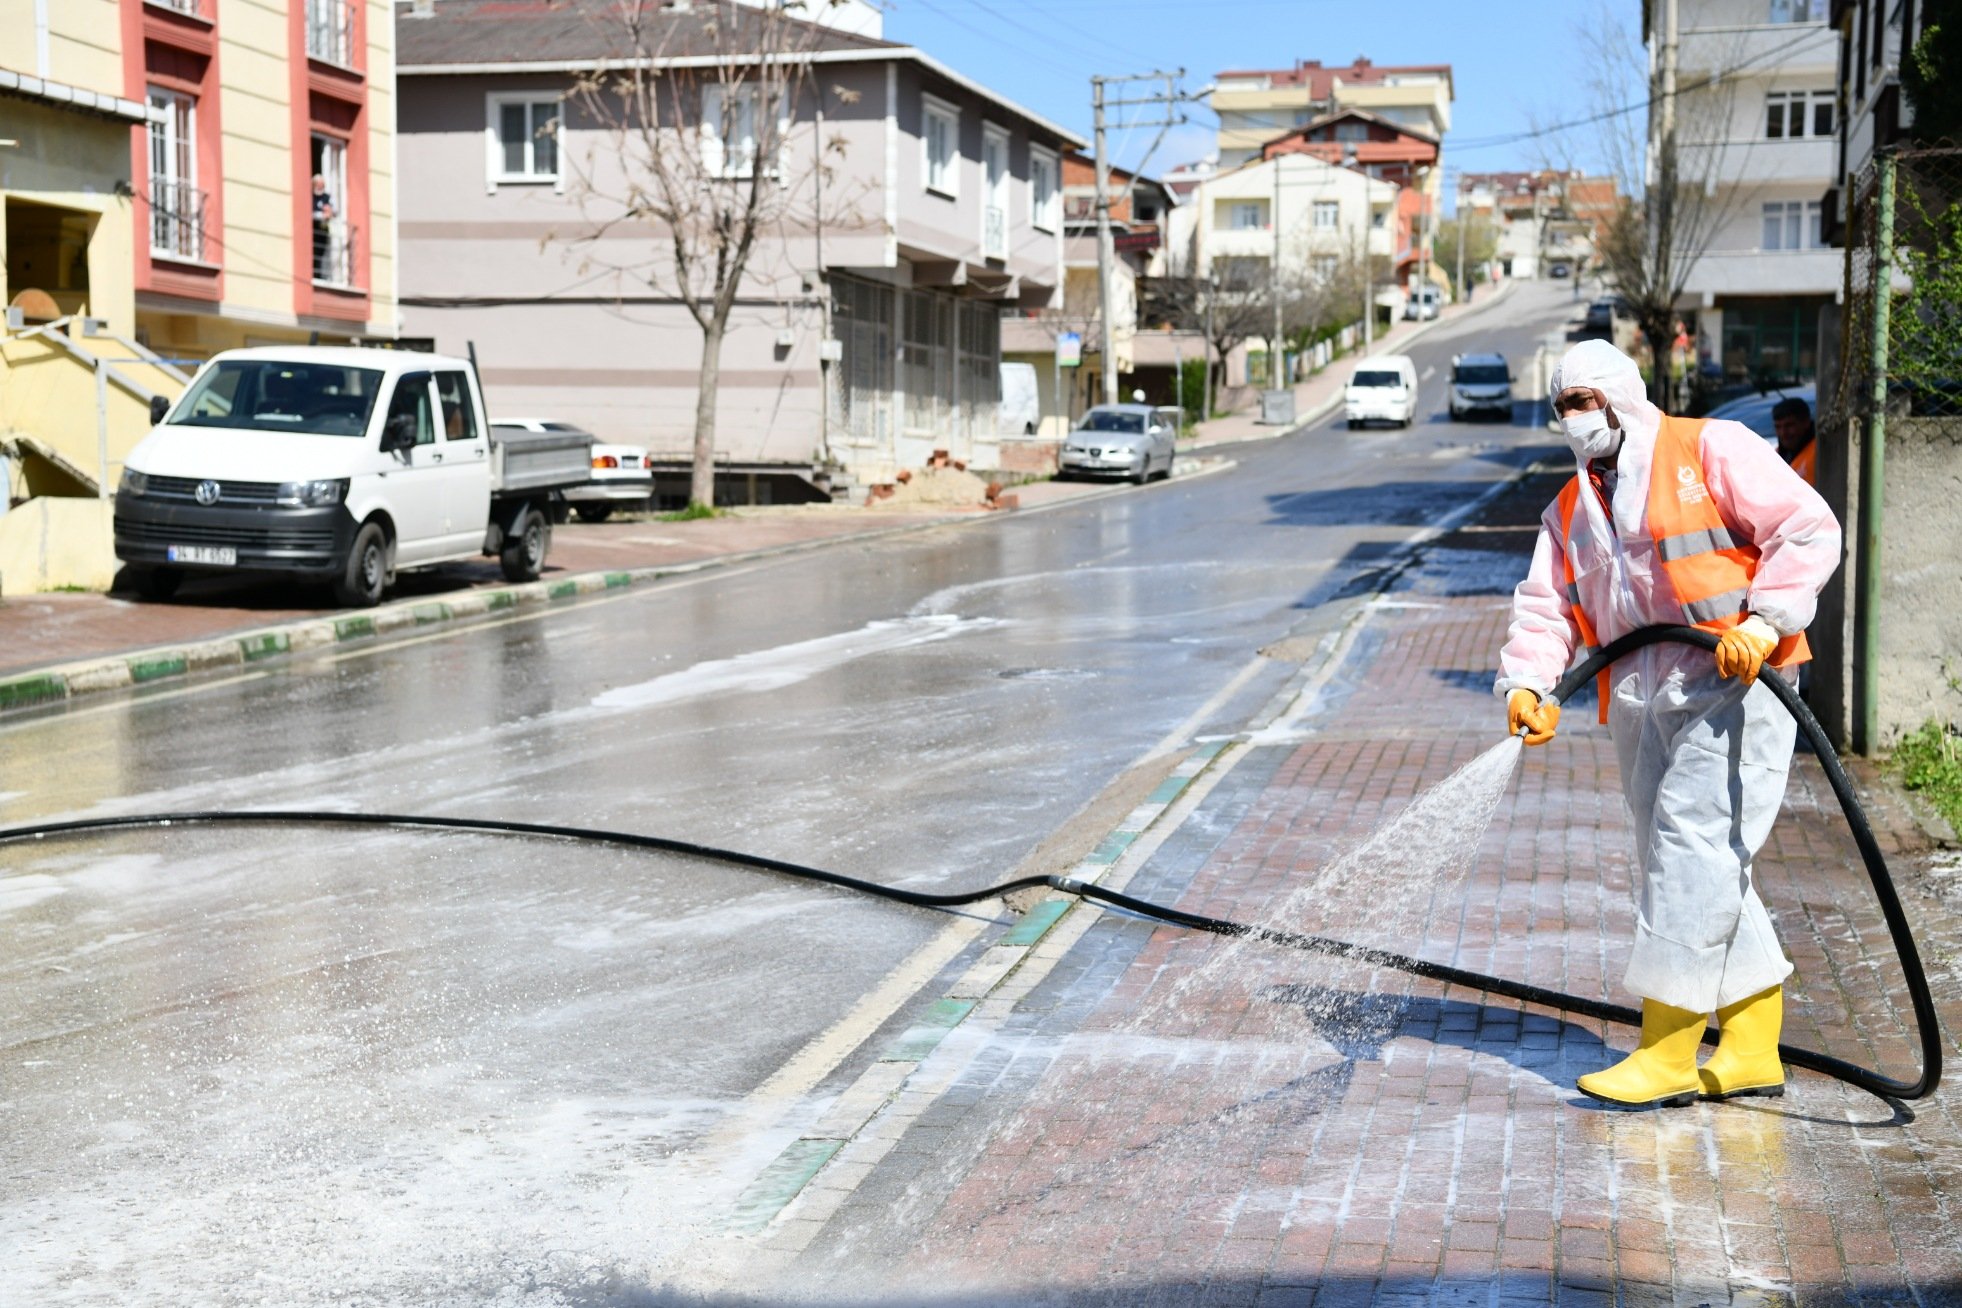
{"left": 1453, "top": 365, "right": 1509, "bottom": 385}
{"left": 1352, "top": 370, "right": 1403, "bottom": 388}
{"left": 172, "top": 361, "right": 385, "bottom": 436}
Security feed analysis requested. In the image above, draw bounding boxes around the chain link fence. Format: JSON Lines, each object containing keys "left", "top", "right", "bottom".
{"left": 1819, "top": 145, "right": 1962, "bottom": 753}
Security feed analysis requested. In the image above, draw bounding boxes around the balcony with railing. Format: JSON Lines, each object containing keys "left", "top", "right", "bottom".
{"left": 312, "top": 219, "right": 357, "bottom": 288}
{"left": 983, "top": 207, "right": 1007, "bottom": 260}
{"left": 147, "top": 0, "right": 204, "bottom": 15}
{"left": 149, "top": 176, "right": 208, "bottom": 262}
{"left": 305, "top": 0, "right": 358, "bottom": 67}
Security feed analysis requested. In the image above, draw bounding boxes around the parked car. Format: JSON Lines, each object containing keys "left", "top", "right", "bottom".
{"left": 1448, "top": 352, "right": 1513, "bottom": 422}
{"left": 1344, "top": 354, "right": 1419, "bottom": 429}
{"left": 1704, "top": 383, "right": 1814, "bottom": 446}
{"left": 116, "top": 348, "right": 591, "bottom": 606}
{"left": 1403, "top": 286, "right": 1443, "bottom": 321}
{"left": 495, "top": 417, "right": 649, "bottom": 523}
{"left": 1548, "top": 261, "right": 1572, "bottom": 278}
{"left": 1058, "top": 404, "right": 1179, "bottom": 483}
{"left": 1582, "top": 299, "right": 1618, "bottom": 334}
{"left": 999, "top": 361, "right": 1040, "bottom": 436}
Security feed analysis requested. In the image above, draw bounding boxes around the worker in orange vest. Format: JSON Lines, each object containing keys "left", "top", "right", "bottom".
{"left": 1773, "top": 396, "right": 1818, "bottom": 485}
{"left": 1496, "top": 340, "right": 1841, "bottom": 1109}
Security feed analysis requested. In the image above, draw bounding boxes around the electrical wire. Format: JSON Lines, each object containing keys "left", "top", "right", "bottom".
{"left": 0, "top": 630, "right": 1939, "bottom": 1105}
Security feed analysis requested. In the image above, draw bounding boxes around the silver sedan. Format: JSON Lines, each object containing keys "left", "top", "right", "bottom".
{"left": 1058, "top": 404, "right": 1180, "bottom": 484}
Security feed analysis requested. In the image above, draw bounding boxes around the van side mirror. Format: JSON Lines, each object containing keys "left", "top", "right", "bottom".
{"left": 382, "top": 411, "right": 418, "bottom": 452}
{"left": 149, "top": 394, "right": 171, "bottom": 425}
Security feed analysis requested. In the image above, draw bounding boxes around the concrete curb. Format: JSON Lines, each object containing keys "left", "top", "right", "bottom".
{"left": 1186, "top": 276, "right": 1524, "bottom": 452}
{"left": 0, "top": 456, "right": 1239, "bottom": 718}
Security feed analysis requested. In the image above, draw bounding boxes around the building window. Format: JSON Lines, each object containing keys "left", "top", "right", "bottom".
{"left": 702, "top": 83, "right": 763, "bottom": 178}
{"left": 923, "top": 95, "right": 959, "bottom": 197}
{"left": 1334, "top": 122, "right": 1367, "bottom": 142}
{"left": 1313, "top": 254, "right": 1339, "bottom": 280}
{"left": 1761, "top": 199, "right": 1826, "bottom": 250}
{"left": 311, "top": 134, "right": 354, "bottom": 285}
{"left": 1768, "top": 0, "right": 1825, "bottom": 20}
{"left": 1765, "top": 90, "right": 1834, "bottom": 137}
{"left": 1030, "top": 146, "right": 1059, "bottom": 232}
{"left": 147, "top": 86, "right": 205, "bottom": 261}
{"left": 981, "top": 125, "right": 1010, "bottom": 259}
{"left": 305, "top": 0, "right": 358, "bottom": 67}
{"left": 1228, "top": 201, "right": 1266, "bottom": 230}
{"left": 488, "top": 94, "right": 560, "bottom": 185}
{"left": 1313, "top": 200, "right": 1340, "bottom": 229}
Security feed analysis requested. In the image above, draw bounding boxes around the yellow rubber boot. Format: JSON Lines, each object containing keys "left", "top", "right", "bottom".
{"left": 1698, "top": 984, "right": 1785, "bottom": 1100}
{"left": 1576, "top": 1000, "right": 1707, "bottom": 1108}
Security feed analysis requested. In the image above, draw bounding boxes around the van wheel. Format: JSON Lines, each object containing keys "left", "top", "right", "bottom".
{"left": 500, "top": 505, "right": 550, "bottom": 582}
{"left": 129, "top": 566, "right": 182, "bottom": 601}
{"left": 333, "top": 522, "right": 389, "bottom": 608}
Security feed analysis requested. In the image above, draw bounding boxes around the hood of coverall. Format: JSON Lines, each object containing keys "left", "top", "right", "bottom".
{"left": 1547, "top": 339, "right": 1662, "bottom": 461}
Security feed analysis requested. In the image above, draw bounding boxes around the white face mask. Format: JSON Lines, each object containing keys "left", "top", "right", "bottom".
{"left": 1561, "top": 408, "right": 1622, "bottom": 461}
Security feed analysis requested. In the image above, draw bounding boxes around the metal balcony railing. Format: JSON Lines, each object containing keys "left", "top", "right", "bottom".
{"left": 305, "top": 0, "right": 358, "bottom": 66}
{"left": 149, "top": 176, "right": 207, "bottom": 261}
{"left": 148, "top": 0, "right": 204, "bottom": 16}
{"left": 313, "top": 219, "right": 357, "bottom": 287}
{"left": 984, "top": 206, "right": 1007, "bottom": 260}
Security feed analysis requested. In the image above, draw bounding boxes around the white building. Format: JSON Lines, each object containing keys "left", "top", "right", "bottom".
{"left": 1649, "top": 0, "right": 1840, "bottom": 383}
{"left": 1164, "top": 152, "right": 1397, "bottom": 367}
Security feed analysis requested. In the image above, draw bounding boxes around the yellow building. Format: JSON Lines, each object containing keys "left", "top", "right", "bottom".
{"left": 1, "top": 0, "right": 398, "bottom": 591}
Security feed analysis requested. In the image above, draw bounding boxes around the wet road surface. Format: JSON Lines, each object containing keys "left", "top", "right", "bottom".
{"left": 1, "top": 285, "right": 1578, "bottom": 1303}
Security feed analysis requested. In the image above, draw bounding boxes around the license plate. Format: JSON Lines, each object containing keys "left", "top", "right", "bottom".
{"left": 166, "top": 545, "right": 237, "bottom": 566}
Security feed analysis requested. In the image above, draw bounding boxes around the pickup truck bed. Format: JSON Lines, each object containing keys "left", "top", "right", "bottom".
{"left": 490, "top": 426, "right": 593, "bottom": 496}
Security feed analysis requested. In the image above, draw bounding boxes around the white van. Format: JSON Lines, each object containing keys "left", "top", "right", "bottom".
{"left": 115, "top": 347, "right": 590, "bottom": 606}
{"left": 1344, "top": 354, "right": 1420, "bottom": 429}
{"left": 1403, "top": 285, "right": 1443, "bottom": 321}
{"left": 999, "top": 361, "right": 1040, "bottom": 436}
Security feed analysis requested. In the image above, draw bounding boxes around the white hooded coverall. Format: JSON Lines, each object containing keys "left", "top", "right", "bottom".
{"left": 1496, "top": 340, "right": 1842, "bottom": 1014}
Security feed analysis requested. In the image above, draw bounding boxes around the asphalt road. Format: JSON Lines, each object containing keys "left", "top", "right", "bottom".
{"left": 0, "top": 282, "right": 1580, "bottom": 1305}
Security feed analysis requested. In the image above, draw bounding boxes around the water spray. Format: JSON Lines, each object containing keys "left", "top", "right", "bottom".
{"left": 0, "top": 627, "right": 1940, "bottom": 1103}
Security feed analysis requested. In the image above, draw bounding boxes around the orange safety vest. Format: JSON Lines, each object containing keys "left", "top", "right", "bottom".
{"left": 1789, "top": 438, "right": 1817, "bottom": 486}
{"left": 1555, "top": 415, "right": 1810, "bottom": 720}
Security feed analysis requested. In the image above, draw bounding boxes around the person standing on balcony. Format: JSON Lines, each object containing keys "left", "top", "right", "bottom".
{"left": 311, "top": 173, "right": 336, "bottom": 281}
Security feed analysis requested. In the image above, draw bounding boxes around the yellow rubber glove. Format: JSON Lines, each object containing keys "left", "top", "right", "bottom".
{"left": 1714, "top": 615, "right": 1780, "bottom": 686}
{"left": 1506, "top": 689, "right": 1560, "bottom": 746}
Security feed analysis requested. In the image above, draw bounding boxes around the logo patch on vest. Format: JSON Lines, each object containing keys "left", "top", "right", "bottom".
{"left": 1675, "top": 464, "right": 1708, "bottom": 505}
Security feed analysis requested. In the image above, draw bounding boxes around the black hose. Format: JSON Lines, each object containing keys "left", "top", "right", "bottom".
{"left": 0, "top": 625, "right": 1940, "bottom": 1102}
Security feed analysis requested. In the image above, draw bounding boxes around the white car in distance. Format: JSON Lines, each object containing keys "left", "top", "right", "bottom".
{"left": 493, "top": 418, "right": 652, "bottom": 522}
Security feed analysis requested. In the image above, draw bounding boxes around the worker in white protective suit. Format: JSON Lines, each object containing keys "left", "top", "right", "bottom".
{"left": 1496, "top": 339, "right": 1841, "bottom": 1108}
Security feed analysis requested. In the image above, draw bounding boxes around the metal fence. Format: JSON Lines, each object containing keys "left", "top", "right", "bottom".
{"left": 1823, "top": 145, "right": 1962, "bottom": 752}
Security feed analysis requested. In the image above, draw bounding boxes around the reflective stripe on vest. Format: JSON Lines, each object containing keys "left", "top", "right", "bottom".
{"left": 1654, "top": 525, "right": 1738, "bottom": 560}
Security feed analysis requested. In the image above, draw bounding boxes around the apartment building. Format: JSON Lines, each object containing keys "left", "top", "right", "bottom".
{"left": 1827, "top": 0, "right": 1939, "bottom": 203}
{"left": 1261, "top": 109, "right": 1438, "bottom": 288}
{"left": 1211, "top": 58, "right": 1453, "bottom": 169}
{"left": 1457, "top": 169, "right": 1620, "bottom": 280}
{"left": 395, "top": 0, "right": 1075, "bottom": 496}
{"left": 1648, "top": 0, "right": 1839, "bottom": 384}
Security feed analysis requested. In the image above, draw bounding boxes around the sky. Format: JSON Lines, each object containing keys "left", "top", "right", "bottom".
{"left": 879, "top": 0, "right": 1646, "bottom": 209}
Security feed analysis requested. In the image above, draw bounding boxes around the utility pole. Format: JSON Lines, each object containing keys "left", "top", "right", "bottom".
{"left": 1088, "top": 68, "right": 1190, "bottom": 408}
{"left": 1454, "top": 177, "right": 1466, "bottom": 302}
{"left": 1271, "top": 154, "right": 1284, "bottom": 388}
{"left": 1359, "top": 228, "right": 1373, "bottom": 352}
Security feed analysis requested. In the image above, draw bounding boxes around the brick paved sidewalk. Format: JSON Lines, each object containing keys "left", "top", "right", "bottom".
{"left": 747, "top": 473, "right": 1962, "bottom": 1305}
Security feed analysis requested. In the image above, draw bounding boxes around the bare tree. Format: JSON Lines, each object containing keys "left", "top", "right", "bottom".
{"left": 1432, "top": 216, "right": 1499, "bottom": 299}
{"left": 562, "top": 0, "right": 865, "bottom": 509}
{"left": 1147, "top": 234, "right": 1272, "bottom": 414}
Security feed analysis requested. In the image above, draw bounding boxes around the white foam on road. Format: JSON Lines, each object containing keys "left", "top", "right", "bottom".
{"left": 589, "top": 614, "right": 1001, "bottom": 713}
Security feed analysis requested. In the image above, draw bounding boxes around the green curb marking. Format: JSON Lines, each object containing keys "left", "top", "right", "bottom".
{"left": 728, "top": 1138, "right": 846, "bottom": 1233}
{"left": 0, "top": 674, "right": 67, "bottom": 710}
{"left": 603, "top": 571, "right": 632, "bottom": 588}
{"left": 1000, "top": 898, "right": 1072, "bottom": 948}
{"left": 1146, "top": 774, "right": 1193, "bottom": 805}
{"left": 334, "top": 616, "right": 375, "bottom": 641}
{"left": 127, "top": 655, "right": 187, "bottom": 684}
{"left": 412, "top": 603, "right": 451, "bottom": 624}
{"left": 239, "top": 633, "right": 289, "bottom": 661}
{"left": 548, "top": 580, "right": 579, "bottom": 600}
{"left": 881, "top": 997, "right": 977, "bottom": 1062}
{"left": 485, "top": 591, "right": 517, "bottom": 611}
{"left": 1083, "top": 829, "right": 1137, "bottom": 866}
